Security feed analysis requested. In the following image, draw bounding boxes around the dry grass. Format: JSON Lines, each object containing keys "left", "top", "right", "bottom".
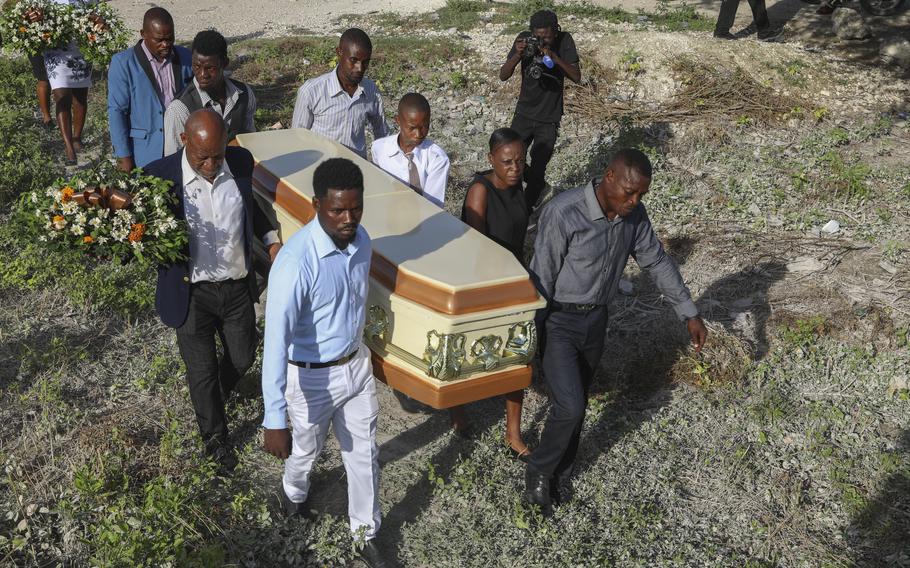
{"left": 566, "top": 54, "right": 807, "bottom": 127}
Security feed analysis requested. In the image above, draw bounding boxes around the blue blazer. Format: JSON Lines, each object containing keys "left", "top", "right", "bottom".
{"left": 143, "top": 147, "right": 275, "bottom": 328}
{"left": 108, "top": 42, "right": 193, "bottom": 168}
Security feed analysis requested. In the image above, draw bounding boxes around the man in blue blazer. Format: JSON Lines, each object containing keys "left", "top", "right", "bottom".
{"left": 144, "top": 109, "right": 281, "bottom": 472}
{"left": 108, "top": 7, "right": 193, "bottom": 172}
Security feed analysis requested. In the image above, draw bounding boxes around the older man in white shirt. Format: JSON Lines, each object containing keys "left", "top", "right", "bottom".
{"left": 144, "top": 109, "right": 280, "bottom": 474}
{"left": 370, "top": 93, "right": 449, "bottom": 208}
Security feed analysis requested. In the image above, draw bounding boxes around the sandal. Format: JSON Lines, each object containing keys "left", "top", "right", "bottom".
{"left": 507, "top": 440, "right": 532, "bottom": 463}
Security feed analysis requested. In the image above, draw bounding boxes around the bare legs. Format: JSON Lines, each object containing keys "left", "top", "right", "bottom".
{"left": 36, "top": 80, "right": 51, "bottom": 124}
{"left": 52, "top": 87, "right": 88, "bottom": 163}
{"left": 504, "top": 390, "right": 529, "bottom": 455}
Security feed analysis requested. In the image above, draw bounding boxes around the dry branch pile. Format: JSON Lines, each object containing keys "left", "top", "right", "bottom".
{"left": 566, "top": 55, "right": 808, "bottom": 126}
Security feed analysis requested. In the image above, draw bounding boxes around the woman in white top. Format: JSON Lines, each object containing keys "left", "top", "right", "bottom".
{"left": 43, "top": 0, "right": 93, "bottom": 164}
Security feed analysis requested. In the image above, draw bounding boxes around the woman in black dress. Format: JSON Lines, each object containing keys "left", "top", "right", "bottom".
{"left": 452, "top": 127, "right": 532, "bottom": 461}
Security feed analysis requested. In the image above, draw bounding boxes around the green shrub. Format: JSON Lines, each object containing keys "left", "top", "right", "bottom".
{"left": 0, "top": 58, "right": 57, "bottom": 205}
{"left": 0, "top": 212, "right": 155, "bottom": 316}
{"left": 438, "top": 0, "right": 486, "bottom": 30}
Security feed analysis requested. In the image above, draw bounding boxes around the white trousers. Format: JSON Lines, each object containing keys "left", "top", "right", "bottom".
{"left": 282, "top": 343, "right": 381, "bottom": 539}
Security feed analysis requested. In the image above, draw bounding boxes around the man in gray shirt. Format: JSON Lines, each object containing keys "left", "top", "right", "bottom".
{"left": 525, "top": 148, "right": 708, "bottom": 516}
{"left": 291, "top": 28, "right": 388, "bottom": 158}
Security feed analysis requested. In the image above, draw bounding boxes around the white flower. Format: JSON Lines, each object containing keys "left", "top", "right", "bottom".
{"left": 97, "top": 236, "right": 109, "bottom": 244}
{"left": 53, "top": 217, "right": 66, "bottom": 230}
{"left": 89, "top": 217, "right": 102, "bottom": 228}
{"left": 30, "top": 193, "right": 38, "bottom": 203}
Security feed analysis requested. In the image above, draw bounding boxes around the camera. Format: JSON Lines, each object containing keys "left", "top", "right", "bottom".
{"left": 522, "top": 36, "right": 540, "bottom": 59}
{"left": 521, "top": 35, "right": 554, "bottom": 80}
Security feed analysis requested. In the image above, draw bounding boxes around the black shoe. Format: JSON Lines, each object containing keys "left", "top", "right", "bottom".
{"left": 550, "top": 479, "right": 562, "bottom": 507}
{"left": 277, "top": 483, "right": 312, "bottom": 519}
{"left": 358, "top": 540, "right": 389, "bottom": 568}
{"left": 205, "top": 437, "right": 237, "bottom": 476}
{"left": 713, "top": 30, "right": 737, "bottom": 40}
{"left": 757, "top": 28, "right": 783, "bottom": 41}
{"left": 523, "top": 470, "right": 553, "bottom": 517}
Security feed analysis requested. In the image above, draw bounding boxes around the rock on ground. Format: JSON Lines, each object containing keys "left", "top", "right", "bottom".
{"left": 880, "top": 37, "right": 910, "bottom": 69}
{"left": 832, "top": 8, "right": 871, "bottom": 40}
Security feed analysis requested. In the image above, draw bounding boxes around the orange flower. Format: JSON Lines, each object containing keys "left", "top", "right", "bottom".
{"left": 87, "top": 33, "right": 96, "bottom": 42}
{"left": 128, "top": 223, "right": 145, "bottom": 242}
{"left": 60, "top": 186, "right": 74, "bottom": 202}
{"left": 52, "top": 215, "right": 66, "bottom": 229}
{"left": 83, "top": 235, "right": 94, "bottom": 244}
{"left": 42, "top": 32, "right": 50, "bottom": 40}
{"left": 18, "top": 26, "right": 26, "bottom": 33}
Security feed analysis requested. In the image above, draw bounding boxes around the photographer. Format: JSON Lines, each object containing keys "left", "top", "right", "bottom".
{"left": 499, "top": 9, "right": 580, "bottom": 210}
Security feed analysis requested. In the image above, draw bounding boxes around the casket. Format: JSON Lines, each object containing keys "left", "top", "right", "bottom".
{"left": 236, "top": 129, "right": 546, "bottom": 409}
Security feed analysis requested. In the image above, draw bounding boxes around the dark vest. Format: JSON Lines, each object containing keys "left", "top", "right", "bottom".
{"left": 176, "top": 78, "right": 250, "bottom": 140}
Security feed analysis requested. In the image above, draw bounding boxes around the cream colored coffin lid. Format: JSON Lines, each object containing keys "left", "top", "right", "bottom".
{"left": 237, "top": 129, "right": 539, "bottom": 293}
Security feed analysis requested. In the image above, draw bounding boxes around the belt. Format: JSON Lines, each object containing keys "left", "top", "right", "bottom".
{"left": 555, "top": 302, "right": 604, "bottom": 313}
{"left": 289, "top": 349, "right": 358, "bottom": 369}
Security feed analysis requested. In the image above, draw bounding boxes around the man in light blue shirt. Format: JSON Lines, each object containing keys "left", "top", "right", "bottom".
{"left": 261, "top": 158, "right": 386, "bottom": 568}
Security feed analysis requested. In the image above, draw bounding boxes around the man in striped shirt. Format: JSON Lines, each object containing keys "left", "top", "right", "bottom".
{"left": 291, "top": 28, "right": 389, "bottom": 158}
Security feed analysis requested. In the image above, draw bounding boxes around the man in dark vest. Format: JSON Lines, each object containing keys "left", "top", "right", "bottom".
{"left": 163, "top": 30, "right": 256, "bottom": 156}
{"left": 144, "top": 109, "right": 281, "bottom": 474}
{"left": 108, "top": 7, "right": 193, "bottom": 171}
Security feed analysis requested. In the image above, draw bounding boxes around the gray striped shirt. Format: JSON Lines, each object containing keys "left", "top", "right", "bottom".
{"left": 530, "top": 179, "right": 698, "bottom": 320}
{"left": 290, "top": 68, "right": 389, "bottom": 158}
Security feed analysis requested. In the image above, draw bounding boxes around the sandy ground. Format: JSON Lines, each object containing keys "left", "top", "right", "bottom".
{"left": 111, "top": 0, "right": 732, "bottom": 41}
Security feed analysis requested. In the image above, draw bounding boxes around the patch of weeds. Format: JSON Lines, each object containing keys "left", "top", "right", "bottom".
{"left": 618, "top": 48, "right": 644, "bottom": 76}
{"left": 825, "top": 126, "right": 851, "bottom": 146}
{"left": 369, "top": 36, "right": 472, "bottom": 93}
{"left": 135, "top": 351, "right": 185, "bottom": 392}
{"left": 437, "top": 0, "right": 485, "bottom": 31}
{"left": 650, "top": 0, "right": 715, "bottom": 32}
{"left": 0, "top": 215, "right": 155, "bottom": 316}
{"left": 0, "top": 58, "right": 59, "bottom": 206}
{"left": 855, "top": 114, "right": 892, "bottom": 141}
{"left": 819, "top": 151, "right": 872, "bottom": 200}
{"left": 64, "top": 451, "right": 220, "bottom": 566}
{"left": 778, "top": 315, "right": 828, "bottom": 351}
{"left": 769, "top": 58, "right": 808, "bottom": 88}
{"left": 748, "top": 385, "right": 788, "bottom": 427}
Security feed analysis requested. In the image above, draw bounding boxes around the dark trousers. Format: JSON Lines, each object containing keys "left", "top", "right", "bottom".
{"left": 510, "top": 113, "right": 559, "bottom": 209}
{"left": 175, "top": 279, "right": 257, "bottom": 445}
{"left": 528, "top": 305, "right": 608, "bottom": 481}
{"left": 714, "top": 0, "right": 770, "bottom": 34}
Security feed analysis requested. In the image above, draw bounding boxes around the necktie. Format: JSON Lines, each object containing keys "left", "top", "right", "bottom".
{"left": 405, "top": 152, "right": 423, "bottom": 195}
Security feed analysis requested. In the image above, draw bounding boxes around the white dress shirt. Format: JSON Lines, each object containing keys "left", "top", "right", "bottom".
{"left": 181, "top": 152, "right": 278, "bottom": 283}
{"left": 370, "top": 134, "right": 450, "bottom": 208}
{"left": 290, "top": 68, "right": 389, "bottom": 158}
